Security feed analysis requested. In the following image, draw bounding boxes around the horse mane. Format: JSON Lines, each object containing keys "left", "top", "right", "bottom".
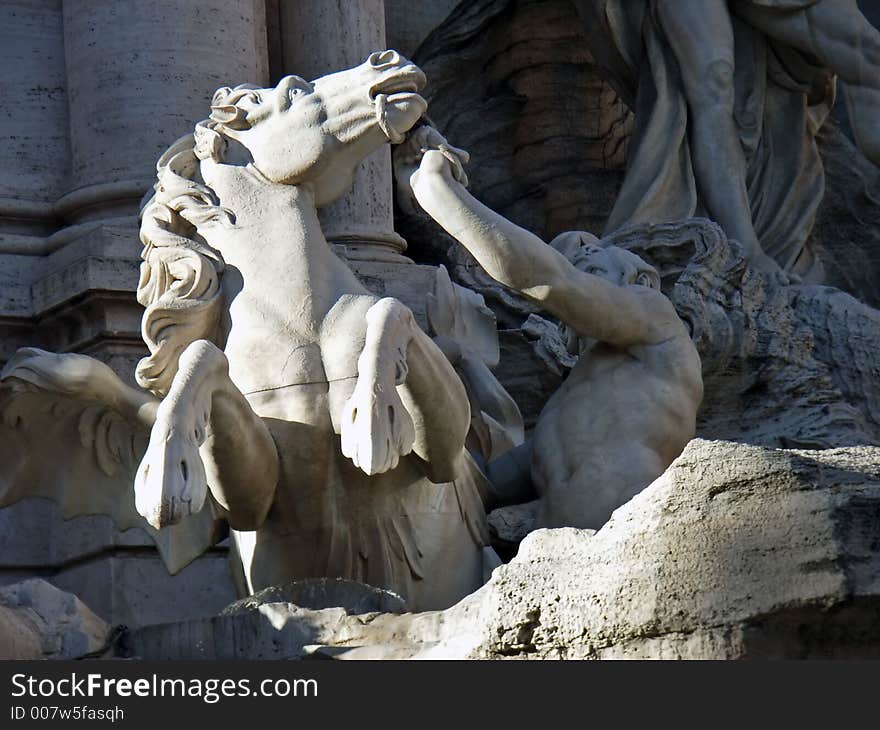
{"left": 136, "top": 84, "right": 259, "bottom": 396}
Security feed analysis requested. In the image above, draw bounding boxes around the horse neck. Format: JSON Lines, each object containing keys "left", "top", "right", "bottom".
{"left": 201, "top": 163, "right": 361, "bottom": 308}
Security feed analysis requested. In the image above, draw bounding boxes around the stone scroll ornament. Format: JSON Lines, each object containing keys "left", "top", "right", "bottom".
{"left": 0, "top": 52, "right": 504, "bottom": 612}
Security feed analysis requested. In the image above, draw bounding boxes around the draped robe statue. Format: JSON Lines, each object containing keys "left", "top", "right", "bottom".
{"left": 573, "top": 0, "right": 880, "bottom": 275}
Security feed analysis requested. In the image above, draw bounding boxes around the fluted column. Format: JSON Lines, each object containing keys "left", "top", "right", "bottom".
{"left": 279, "top": 0, "right": 408, "bottom": 261}
{"left": 0, "top": 0, "right": 69, "bottom": 252}
{"left": 61, "top": 0, "right": 269, "bottom": 225}
{"left": 32, "top": 1, "right": 270, "bottom": 368}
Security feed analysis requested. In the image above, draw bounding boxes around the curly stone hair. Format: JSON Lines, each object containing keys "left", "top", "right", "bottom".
{"left": 135, "top": 84, "right": 261, "bottom": 396}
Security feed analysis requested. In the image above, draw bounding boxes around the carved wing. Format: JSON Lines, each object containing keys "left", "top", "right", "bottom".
{"left": 0, "top": 359, "right": 222, "bottom": 575}
{"left": 428, "top": 266, "right": 524, "bottom": 460}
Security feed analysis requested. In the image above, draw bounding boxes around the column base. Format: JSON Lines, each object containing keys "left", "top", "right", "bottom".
{"left": 330, "top": 230, "right": 412, "bottom": 264}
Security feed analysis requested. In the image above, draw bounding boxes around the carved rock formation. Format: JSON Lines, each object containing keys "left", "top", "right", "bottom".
{"left": 805, "top": 121, "right": 880, "bottom": 309}
{"left": 0, "top": 579, "right": 111, "bottom": 660}
{"left": 124, "top": 439, "right": 880, "bottom": 659}
{"left": 608, "top": 219, "right": 880, "bottom": 448}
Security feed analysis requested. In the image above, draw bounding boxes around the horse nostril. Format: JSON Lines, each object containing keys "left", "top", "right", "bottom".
{"left": 369, "top": 49, "right": 401, "bottom": 68}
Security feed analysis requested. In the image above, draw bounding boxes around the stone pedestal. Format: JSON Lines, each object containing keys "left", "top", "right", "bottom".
{"left": 0, "top": 500, "right": 236, "bottom": 630}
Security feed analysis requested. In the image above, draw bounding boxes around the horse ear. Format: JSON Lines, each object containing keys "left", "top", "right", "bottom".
{"left": 635, "top": 268, "right": 661, "bottom": 290}
{"left": 211, "top": 87, "right": 233, "bottom": 105}
{"left": 549, "top": 231, "right": 600, "bottom": 261}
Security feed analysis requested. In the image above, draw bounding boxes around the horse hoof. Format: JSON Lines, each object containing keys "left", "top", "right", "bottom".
{"left": 340, "top": 381, "right": 416, "bottom": 476}
{"left": 134, "top": 421, "right": 207, "bottom": 529}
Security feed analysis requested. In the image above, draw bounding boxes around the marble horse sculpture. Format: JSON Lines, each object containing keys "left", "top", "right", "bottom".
{"left": 0, "top": 52, "right": 491, "bottom": 611}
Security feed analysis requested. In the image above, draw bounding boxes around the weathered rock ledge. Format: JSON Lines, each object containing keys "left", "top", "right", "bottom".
{"left": 0, "top": 579, "right": 111, "bottom": 660}
{"left": 123, "top": 439, "right": 880, "bottom": 659}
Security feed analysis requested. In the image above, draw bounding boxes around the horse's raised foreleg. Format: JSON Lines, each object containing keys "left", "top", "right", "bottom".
{"left": 341, "top": 298, "right": 470, "bottom": 482}
{"left": 134, "top": 339, "right": 279, "bottom": 530}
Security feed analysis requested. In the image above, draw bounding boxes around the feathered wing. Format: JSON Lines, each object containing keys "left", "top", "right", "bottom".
{"left": 427, "top": 265, "right": 524, "bottom": 460}
{"left": 0, "top": 379, "right": 223, "bottom": 575}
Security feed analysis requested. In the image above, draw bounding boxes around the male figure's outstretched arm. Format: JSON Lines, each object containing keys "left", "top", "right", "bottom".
{"left": 402, "top": 134, "right": 682, "bottom": 348}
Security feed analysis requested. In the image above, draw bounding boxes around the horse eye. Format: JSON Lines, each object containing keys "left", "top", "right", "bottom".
{"left": 285, "top": 77, "right": 313, "bottom": 101}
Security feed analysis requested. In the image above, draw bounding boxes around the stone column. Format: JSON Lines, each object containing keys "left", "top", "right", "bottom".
{"left": 279, "top": 0, "right": 408, "bottom": 261}
{"left": 49, "top": 0, "right": 270, "bottom": 369}
{"left": 0, "top": 0, "right": 70, "bottom": 363}
{"left": 0, "top": 0, "right": 69, "bottom": 237}
{"left": 61, "top": 0, "right": 269, "bottom": 226}
{"left": 0, "top": 1, "right": 273, "bottom": 628}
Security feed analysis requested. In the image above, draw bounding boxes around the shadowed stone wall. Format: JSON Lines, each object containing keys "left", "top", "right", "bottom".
{"left": 0, "top": 0, "right": 269, "bottom": 628}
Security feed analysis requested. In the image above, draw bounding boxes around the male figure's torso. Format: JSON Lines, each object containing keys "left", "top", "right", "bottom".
{"left": 532, "top": 331, "right": 702, "bottom": 528}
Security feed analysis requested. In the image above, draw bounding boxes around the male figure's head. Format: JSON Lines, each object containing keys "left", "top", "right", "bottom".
{"left": 549, "top": 231, "right": 661, "bottom": 290}
{"left": 548, "top": 231, "right": 661, "bottom": 356}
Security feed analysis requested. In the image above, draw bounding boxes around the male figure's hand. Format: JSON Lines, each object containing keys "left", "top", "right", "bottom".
{"left": 393, "top": 125, "right": 469, "bottom": 214}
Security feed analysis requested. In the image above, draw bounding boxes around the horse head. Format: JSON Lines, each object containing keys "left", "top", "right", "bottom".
{"left": 198, "top": 49, "right": 427, "bottom": 205}
{"left": 135, "top": 51, "right": 426, "bottom": 397}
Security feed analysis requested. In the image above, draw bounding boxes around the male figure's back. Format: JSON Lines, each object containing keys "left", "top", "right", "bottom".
{"left": 533, "top": 317, "right": 702, "bottom": 528}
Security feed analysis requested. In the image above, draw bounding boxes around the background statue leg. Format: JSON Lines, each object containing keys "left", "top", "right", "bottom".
{"left": 655, "top": 0, "right": 778, "bottom": 271}
{"left": 734, "top": 0, "right": 880, "bottom": 164}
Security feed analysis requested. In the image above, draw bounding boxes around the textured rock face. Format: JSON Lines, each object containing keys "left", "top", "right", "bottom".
{"left": 476, "top": 439, "right": 880, "bottom": 659}
{"left": 806, "top": 121, "right": 880, "bottom": 309}
{"left": 125, "top": 440, "right": 880, "bottom": 660}
{"left": 487, "top": 499, "right": 542, "bottom": 560}
{"left": 0, "top": 579, "right": 110, "bottom": 660}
